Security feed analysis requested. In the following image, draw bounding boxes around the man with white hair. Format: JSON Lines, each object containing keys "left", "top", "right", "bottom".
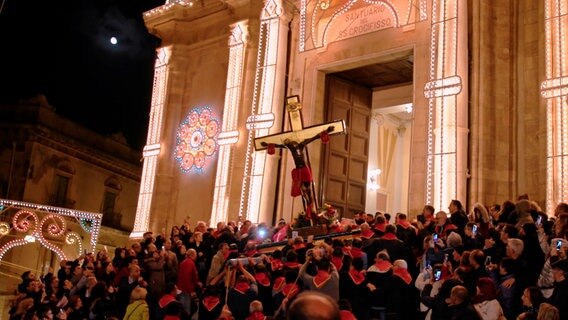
{"left": 504, "top": 238, "right": 530, "bottom": 296}
{"left": 385, "top": 259, "right": 418, "bottom": 319}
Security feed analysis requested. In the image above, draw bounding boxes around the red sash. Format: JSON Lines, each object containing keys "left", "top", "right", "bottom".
{"left": 340, "top": 310, "right": 357, "bottom": 320}
{"left": 381, "top": 233, "right": 398, "bottom": 240}
{"left": 246, "top": 311, "right": 266, "bottom": 320}
{"left": 234, "top": 282, "right": 250, "bottom": 294}
{"left": 202, "top": 296, "right": 220, "bottom": 311}
{"left": 254, "top": 272, "right": 270, "bottom": 287}
{"left": 273, "top": 277, "right": 285, "bottom": 291}
{"left": 373, "top": 260, "right": 392, "bottom": 273}
{"left": 374, "top": 223, "right": 386, "bottom": 233}
{"left": 313, "top": 270, "right": 331, "bottom": 288}
{"left": 350, "top": 247, "right": 363, "bottom": 259}
{"left": 393, "top": 268, "right": 412, "bottom": 285}
{"left": 158, "top": 294, "right": 176, "bottom": 308}
{"left": 397, "top": 220, "right": 417, "bottom": 234}
{"left": 331, "top": 257, "right": 343, "bottom": 270}
{"left": 282, "top": 283, "right": 299, "bottom": 298}
{"left": 348, "top": 269, "right": 365, "bottom": 285}
{"left": 361, "top": 229, "right": 374, "bottom": 239}
{"left": 271, "top": 259, "right": 284, "bottom": 271}
{"left": 284, "top": 262, "right": 302, "bottom": 269}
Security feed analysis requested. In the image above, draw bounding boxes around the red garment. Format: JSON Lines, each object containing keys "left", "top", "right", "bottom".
{"left": 254, "top": 272, "right": 270, "bottom": 287}
{"left": 112, "top": 266, "right": 129, "bottom": 287}
{"left": 158, "top": 294, "right": 177, "bottom": 308}
{"left": 291, "top": 167, "right": 313, "bottom": 197}
{"left": 246, "top": 311, "right": 266, "bottom": 320}
{"left": 234, "top": 282, "right": 250, "bottom": 294}
{"left": 350, "top": 247, "right": 363, "bottom": 259}
{"left": 397, "top": 220, "right": 417, "bottom": 235}
{"left": 270, "top": 259, "right": 284, "bottom": 271}
{"left": 393, "top": 268, "right": 412, "bottom": 285}
{"left": 177, "top": 257, "right": 198, "bottom": 294}
{"left": 360, "top": 229, "right": 374, "bottom": 239}
{"left": 340, "top": 310, "right": 357, "bottom": 320}
{"left": 272, "top": 225, "right": 288, "bottom": 242}
{"left": 374, "top": 223, "right": 387, "bottom": 233}
{"left": 284, "top": 261, "right": 302, "bottom": 269}
{"left": 320, "top": 130, "right": 330, "bottom": 143}
{"left": 313, "top": 270, "right": 331, "bottom": 288}
{"left": 381, "top": 233, "right": 398, "bottom": 240}
{"left": 282, "top": 283, "right": 299, "bottom": 298}
{"left": 348, "top": 269, "right": 365, "bottom": 285}
{"left": 373, "top": 260, "right": 393, "bottom": 272}
{"left": 273, "top": 277, "right": 285, "bottom": 291}
{"left": 331, "top": 257, "right": 343, "bottom": 270}
{"left": 203, "top": 296, "right": 220, "bottom": 311}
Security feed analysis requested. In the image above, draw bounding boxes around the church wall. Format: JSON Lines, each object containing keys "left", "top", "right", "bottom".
{"left": 468, "top": 0, "right": 546, "bottom": 209}
{"left": 145, "top": 2, "right": 267, "bottom": 229}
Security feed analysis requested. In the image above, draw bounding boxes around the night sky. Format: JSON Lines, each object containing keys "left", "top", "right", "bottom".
{"left": 0, "top": 0, "right": 165, "bottom": 150}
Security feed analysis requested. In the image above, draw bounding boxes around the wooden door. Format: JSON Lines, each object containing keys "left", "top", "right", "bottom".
{"left": 322, "top": 76, "right": 372, "bottom": 218}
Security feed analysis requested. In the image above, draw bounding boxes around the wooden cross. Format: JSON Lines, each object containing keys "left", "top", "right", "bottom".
{"left": 254, "top": 95, "right": 346, "bottom": 221}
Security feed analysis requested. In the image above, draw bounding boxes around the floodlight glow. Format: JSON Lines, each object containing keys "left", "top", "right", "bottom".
{"left": 110, "top": 37, "right": 118, "bottom": 45}
{"left": 541, "top": 0, "right": 568, "bottom": 215}
{"left": 239, "top": 0, "right": 285, "bottom": 223}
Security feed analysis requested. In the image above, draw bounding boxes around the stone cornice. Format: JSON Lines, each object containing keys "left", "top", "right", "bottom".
{"left": 32, "top": 127, "right": 141, "bottom": 181}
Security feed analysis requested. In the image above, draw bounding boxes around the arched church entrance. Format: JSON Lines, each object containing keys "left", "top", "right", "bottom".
{"left": 321, "top": 52, "right": 414, "bottom": 217}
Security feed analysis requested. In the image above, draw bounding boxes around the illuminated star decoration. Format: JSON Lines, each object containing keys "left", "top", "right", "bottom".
{"left": 175, "top": 107, "right": 220, "bottom": 173}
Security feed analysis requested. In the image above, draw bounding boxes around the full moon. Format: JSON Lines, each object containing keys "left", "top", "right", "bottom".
{"left": 110, "top": 37, "right": 118, "bottom": 45}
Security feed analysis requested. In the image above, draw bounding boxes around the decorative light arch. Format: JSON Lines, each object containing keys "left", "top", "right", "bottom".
{"left": 0, "top": 199, "right": 102, "bottom": 261}
{"left": 300, "top": 0, "right": 426, "bottom": 51}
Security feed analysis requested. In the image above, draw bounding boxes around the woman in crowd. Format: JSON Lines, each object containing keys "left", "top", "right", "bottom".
{"left": 472, "top": 277, "right": 504, "bottom": 319}
{"left": 124, "top": 287, "right": 150, "bottom": 320}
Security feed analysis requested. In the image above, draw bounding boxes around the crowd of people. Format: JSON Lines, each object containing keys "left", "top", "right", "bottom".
{"left": 7, "top": 196, "right": 568, "bottom": 320}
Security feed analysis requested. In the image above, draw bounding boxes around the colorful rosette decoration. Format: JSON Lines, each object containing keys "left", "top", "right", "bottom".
{"left": 175, "top": 107, "right": 220, "bottom": 173}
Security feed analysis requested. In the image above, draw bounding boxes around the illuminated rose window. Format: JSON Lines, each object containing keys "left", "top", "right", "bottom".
{"left": 175, "top": 107, "right": 219, "bottom": 173}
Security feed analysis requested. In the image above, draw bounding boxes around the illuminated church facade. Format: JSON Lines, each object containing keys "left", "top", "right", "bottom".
{"left": 131, "top": 0, "right": 568, "bottom": 237}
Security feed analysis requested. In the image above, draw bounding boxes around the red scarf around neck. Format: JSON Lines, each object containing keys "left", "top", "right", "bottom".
{"left": 373, "top": 260, "right": 392, "bottom": 272}
{"left": 273, "top": 277, "right": 285, "bottom": 291}
{"left": 271, "top": 259, "right": 284, "bottom": 271}
{"left": 246, "top": 311, "right": 265, "bottom": 320}
{"left": 348, "top": 269, "right": 365, "bottom": 285}
{"left": 361, "top": 229, "right": 374, "bottom": 239}
{"left": 331, "top": 257, "right": 343, "bottom": 270}
{"left": 202, "top": 296, "right": 220, "bottom": 311}
{"left": 393, "top": 268, "right": 412, "bottom": 285}
{"left": 234, "top": 282, "right": 250, "bottom": 294}
{"left": 282, "top": 283, "right": 299, "bottom": 298}
{"left": 284, "top": 261, "right": 302, "bottom": 269}
{"left": 381, "top": 233, "right": 398, "bottom": 240}
{"left": 350, "top": 247, "right": 363, "bottom": 258}
{"left": 313, "top": 270, "right": 331, "bottom": 288}
{"left": 374, "top": 223, "right": 386, "bottom": 233}
{"left": 254, "top": 272, "right": 270, "bottom": 287}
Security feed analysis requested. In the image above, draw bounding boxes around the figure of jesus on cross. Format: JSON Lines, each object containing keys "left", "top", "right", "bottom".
{"left": 254, "top": 96, "right": 346, "bottom": 222}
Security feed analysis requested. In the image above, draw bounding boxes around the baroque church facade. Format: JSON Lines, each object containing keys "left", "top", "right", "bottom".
{"left": 131, "top": 0, "right": 567, "bottom": 237}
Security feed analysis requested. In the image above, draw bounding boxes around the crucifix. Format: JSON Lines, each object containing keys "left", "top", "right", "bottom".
{"left": 254, "top": 95, "right": 346, "bottom": 222}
